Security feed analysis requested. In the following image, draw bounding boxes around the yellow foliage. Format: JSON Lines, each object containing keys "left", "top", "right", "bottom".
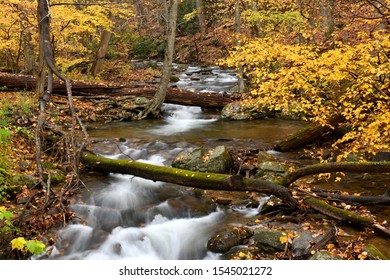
{"left": 0, "top": 0, "right": 134, "bottom": 71}
{"left": 221, "top": 31, "right": 390, "bottom": 157}
{"left": 11, "top": 237, "right": 26, "bottom": 251}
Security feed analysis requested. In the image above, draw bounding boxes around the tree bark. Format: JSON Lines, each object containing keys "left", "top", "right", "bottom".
{"left": 0, "top": 72, "right": 235, "bottom": 108}
{"left": 80, "top": 151, "right": 298, "bottom": 208}
{"left": 274, "top": 114, "right": 345, "bottom": 152}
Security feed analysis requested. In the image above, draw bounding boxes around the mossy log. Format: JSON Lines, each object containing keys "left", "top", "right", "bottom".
{"left": 282, "top": 161, "right": 390, "bottom": 187}
{"left": 274, "top": 115, "right": 345, "bottom": 152}
{"left": 305, "top": 197, "right": 374, "bottom": 225}
{"left": 80, "top": 151, "right": 298, "bottom": 208}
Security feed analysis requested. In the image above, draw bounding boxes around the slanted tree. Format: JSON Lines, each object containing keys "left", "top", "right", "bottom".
{"left": 135, "top": 0, "right": 179, "bottom": 119}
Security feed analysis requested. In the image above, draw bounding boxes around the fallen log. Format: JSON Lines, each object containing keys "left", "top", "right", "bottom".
{"left": 305, "top": 197, "right": 374, "bottom": 225}
{"left": 80, "top": 151, "right": 298, "bottom": 208}
{"left": 274, "top": 115, "right": 345, "bottom": 152}
{"left": 0, "top": 72, "right": 235, "bottom": 108}
{"left": 316, "top": 192, "right": 390, "bottom": 205}
{"left": 282, "top": 161, "right": 390, "bottom": 187}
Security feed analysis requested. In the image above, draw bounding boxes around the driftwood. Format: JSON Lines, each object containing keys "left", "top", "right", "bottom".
{"left": 274, "top": 115, "right": 345, "bottom": 152}
{"left": 80, "top": 151, "right": 298, "bottom": 208}
{"left": 0, "top": 72, "right": 235, "bottom": 109}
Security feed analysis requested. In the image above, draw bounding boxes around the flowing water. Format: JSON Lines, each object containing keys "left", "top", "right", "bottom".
{"left": 47, "top": 65, "right": 390, "bottom": 260}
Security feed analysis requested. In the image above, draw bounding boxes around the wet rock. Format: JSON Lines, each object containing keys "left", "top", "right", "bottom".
{"left": 258, "top": 161, "right": 292, "bottom": 174}
{"left": 252, "top": 227, "right": 286, "bottom": 252}
{"left": 170, "top": 75, "right": 180, "bottom": 82}
{"left": 165, "top": 195, "right": 216, "bottom": 218}
{"left": 309, "top": 251, "right": 342, "bottom": 260}
{"left": 257, "top": 151, "right": 277, "bottom": 163}
{"left": 172, "top": 145, "right": 233, "bottom": 174}
{"left": 291, "top": 231, "right": 326, "bottom": 257}
{"left": 221, "top": 101, "right": 272, "bottom": 120}
{"left": 207, "top": 226, "right": 254, "bottom": 253}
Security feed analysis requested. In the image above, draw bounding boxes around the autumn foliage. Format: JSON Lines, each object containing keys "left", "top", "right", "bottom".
{"left": 221, "top": 0, "right": 390, "bottom": 159}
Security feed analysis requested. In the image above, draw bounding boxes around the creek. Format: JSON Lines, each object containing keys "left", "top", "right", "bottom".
{"left": 47, "top": 65, "right": 389, "bottom": 260}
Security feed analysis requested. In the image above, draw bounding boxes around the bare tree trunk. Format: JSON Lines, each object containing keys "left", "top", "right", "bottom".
{"left": 319, "top": 0, "right": 335, "bottom": 39}
{"left": 23, "top": 29, "right": 36, "bottom": 74}
{"left": 133, "top": 0, "right": 146, "bottom": 35}
{"left": 196, "top": 0, "right": 206, "bottom": 37}
{"left": 235, "top": 0, "right": 245, "bottom": 93}
{"left": 136, "top": 0, "right": 178, "bottom": 119}
{"left": 36, "top": 0, "right": 88, "bottom": 188}
{"left": 90, "top": 27, "right": 113, "bottom": 76}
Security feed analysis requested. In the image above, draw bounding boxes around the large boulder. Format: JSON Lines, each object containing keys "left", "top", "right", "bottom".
{"left": 172, "top": 145, "right": 233, "bottom": 174}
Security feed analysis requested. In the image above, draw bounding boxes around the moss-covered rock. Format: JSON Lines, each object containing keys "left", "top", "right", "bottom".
{"left": 172, "top": 145, "right": 233, "bottom": 173}
{"left": 252, "top": 227, "right": 286, "bottom": 252}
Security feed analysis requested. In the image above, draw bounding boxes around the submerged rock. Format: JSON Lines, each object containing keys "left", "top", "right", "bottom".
{"left": 172, "top": 145, "right": 233, "bottom": 174}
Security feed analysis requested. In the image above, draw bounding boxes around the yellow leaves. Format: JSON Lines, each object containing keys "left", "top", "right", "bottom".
{"left": 279, "top": 232, "right": 297, "bottom": 244}
{"left": 11, "top": 237, "right": 46, "bottom": 256}
{"left": 222, "top": 31, "right": 390, "bottom": 157}
{"left": 11, "top": 237, "right": 27, "bottom": 251}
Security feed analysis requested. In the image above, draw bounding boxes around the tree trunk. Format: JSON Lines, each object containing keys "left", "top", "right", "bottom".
{"left": 235, "top": 0, "right": 245, "bottom": 93}
{"left": 274, "top": 114, "right": 345, "bottom": 152}
{"left": 133, "top": 0, "right": 146, "bottom": 35}
{"left": 36, "top": 0, "right": 88, "bottom": 186}
{"left": 80, "top": 151, "right": 298, "bottom": 208}
{"left": 90, "top": 28, "right": 113, "bottom": 76}
{"left": 319, "top": 0, "right": 335, "bottom": 39}
{"left": 135, "top": 0, "right": 178, "bottom": 119}
{"left": 196, "top": 0, "right": 206, "bottom": 38}
{"left": 0, "top": 72, "right": 235, "bottom": 108}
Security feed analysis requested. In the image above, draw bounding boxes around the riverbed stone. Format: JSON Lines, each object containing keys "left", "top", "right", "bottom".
{"left": 172, "top": 145, "right": 233, "bottom": 174}
{"left": 291, "top": 231, "right": 326, "bottom": 257}
{"left": 257, "top": 151, "right": 277, "bottom": 163}
{"left": 308, "top": 251, "right": 342, "bottom": 260}
{"left": 252, "top": 227, "right": 286, "bottom": 252}
{"left": 221, "top": 101, "right": 270, "bottom": 120}
{"left": 207, "top": 226, "right": 254, "bottom": 253}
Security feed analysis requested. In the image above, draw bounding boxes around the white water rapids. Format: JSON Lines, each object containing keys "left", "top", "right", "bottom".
{"left": 45, "top": 65, "right": 305, "bottom": 260}
{"left": 47, "top": 66, "right": 240, "bottom": 260}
